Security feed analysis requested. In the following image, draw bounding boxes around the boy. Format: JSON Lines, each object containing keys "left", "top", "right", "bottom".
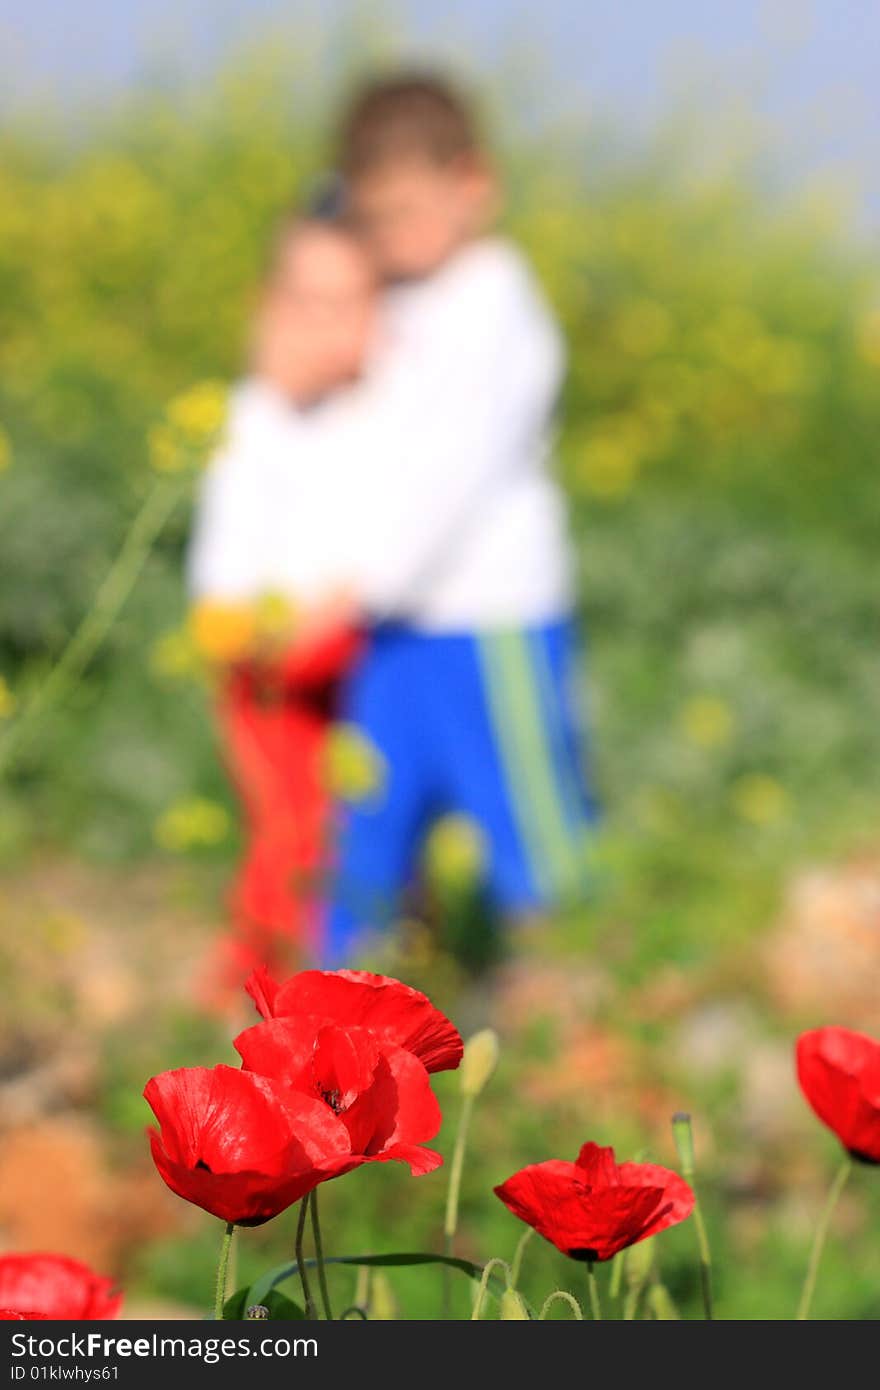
{"left": 187, "top": 213, "right": 374, "bottom": 995}
{"left": 253, "top": 73, "right": 598, "bottom": 967}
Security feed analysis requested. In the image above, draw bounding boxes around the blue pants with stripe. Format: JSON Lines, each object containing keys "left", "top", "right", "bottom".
{"left": 322, "top": 618, "right": 598, "bottom": 967}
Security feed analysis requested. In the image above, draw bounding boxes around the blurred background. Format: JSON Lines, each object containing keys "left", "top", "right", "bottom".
{"left": 1, "top": 0, "right": 879, "bottom": 1319}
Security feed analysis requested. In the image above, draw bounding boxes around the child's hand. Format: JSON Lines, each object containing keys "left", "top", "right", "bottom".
{"left": 279, "top": 588, "right": 364, "bottom": 686}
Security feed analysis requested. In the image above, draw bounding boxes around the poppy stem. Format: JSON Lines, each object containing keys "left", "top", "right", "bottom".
{"left": 443, "top": 1091, "right": 474, "bottom": 1316}
{"left": 539, "top": 1291, "right": 583, "bottom": 1320}
{"left": 470, "top": 1258, "right": 512, "bottom": 1320}
{"left": 309, "top": 1189, "right": 333, "bottom": 1321}
{"left": 796, "top": 1157, "right": 851, "bottom": 1320}
{"left": 691, "top": 1203, "right": 713, "bottom": 1321}
{"left": 609, "top": 1252, "right": 624, "bottom": 1304}
{"left": 586, "top": 1262, "right": 602, "bottom": 1320}
{"left": 672, "top": 1112, "right": 713, "bottom": 1320}
{"left": 510, "top": 1227, "right": 535, "bottom": 1289}
{"left": 294, "top": 1198, "right": 316, "bottom": 1319}
{"left": 213, "top": 1222, "right": 235, "bottom": 1321}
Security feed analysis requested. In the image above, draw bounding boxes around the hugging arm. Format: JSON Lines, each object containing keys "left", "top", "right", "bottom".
{"left": 187, "top": 383, "right": 298, "bottom": 603}
{"left": 297, "top": 251, "right": 565, "bottom": 618}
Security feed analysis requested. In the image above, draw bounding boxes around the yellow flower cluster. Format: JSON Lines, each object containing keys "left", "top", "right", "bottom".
{"left": 150, "top": 381, "right": 229, "bottom": 475}
{"left": 424, "top": 813, "right": 486, "bottom": 892}
{"left": 731, "top": 774, "right": 788, "bottom": 826}
{"left": 187, "top": 593, "right": 298, "bottom": 667}
{"left": 154, "top": 796, "right": 231, "bottom": 852}
{"left": 322, "top": 724, "right": 387, "bottom": 803}
{"left": 680, "top": 696, "right": 735, "bottom": 749}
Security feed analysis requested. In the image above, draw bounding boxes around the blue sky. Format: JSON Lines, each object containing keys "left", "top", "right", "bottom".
{"left": 2, "top": 1, "right": 879, "bottom": 226}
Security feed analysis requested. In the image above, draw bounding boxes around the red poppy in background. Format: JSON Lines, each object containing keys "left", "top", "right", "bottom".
{"left": 144, "top": 1064, "right": 351, "bottom": 1225}
{"left": 495, "top": 1143, "right": 694, "bottom": 1262}
{"left": 0, "top": 1254, "right": 121, "bottom": 1320}
{"left": 245, "top": 966, "right": 463, "bottom": 1075}
{"left": 235, "top": 1017, "right": 442, "bottom": 1176}
{"left": 796, "top": 1027, "right": 880, "bottom": 1164}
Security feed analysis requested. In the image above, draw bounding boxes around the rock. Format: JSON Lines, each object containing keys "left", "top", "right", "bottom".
{"left": 763, "top": 858, "right": 880, "bottom": 1029}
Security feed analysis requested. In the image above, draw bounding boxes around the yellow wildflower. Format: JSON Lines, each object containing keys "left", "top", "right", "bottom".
{"left": 680, "top": 695, "right": 734, "bottom": 749}
{"left": 154, "top": 797, "right": 230, "bottom": 852}
{"left": 253, "top": 591, "right": 299, "bottom": 650}
{"left": 150, "top": 626, "right": 201, "bottom": 681}
{"left": 189, "top": 600, "right": 256, "bottom": 664}
{"left": 165, "top": 379, "right": 228, "bottom": 444}
{"left": 424, "top": 813, "right": 486, "bottom": 892}
{"left": 731, "top": 774, "right": 788, "bottom": 826}
{"left": 323, "top": 724, "right": 386, "bottom": 803}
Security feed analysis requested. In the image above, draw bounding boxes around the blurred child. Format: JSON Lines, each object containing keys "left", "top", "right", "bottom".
{"left": 187, "top": 213, "right": 374, "bottom": 998}
{"left": 252, "top": 74, "right": 599, "bottom": 967}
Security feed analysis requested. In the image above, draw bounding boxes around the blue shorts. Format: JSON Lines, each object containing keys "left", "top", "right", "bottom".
{"left": 323, "top": 618, "right": 598, "bottom": 966}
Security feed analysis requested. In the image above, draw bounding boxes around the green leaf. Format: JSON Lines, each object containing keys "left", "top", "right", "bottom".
{"left": 223, "top": 1286, "right": 305, "bottom": 1320}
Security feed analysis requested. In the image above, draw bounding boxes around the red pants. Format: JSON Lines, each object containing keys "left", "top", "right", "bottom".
{"left": 211, "top": 627, "right": 362, "bottom": 992}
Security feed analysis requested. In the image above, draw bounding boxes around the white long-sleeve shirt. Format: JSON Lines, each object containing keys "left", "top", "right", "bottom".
{"left": 188, "top": 237, "right": 575, "bottom": 630}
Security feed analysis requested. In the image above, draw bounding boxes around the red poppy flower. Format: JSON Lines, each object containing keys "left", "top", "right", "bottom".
{"left": 145, "top": 1064, "right": 351, "bottom": 1225}
{"left": 0, "top": 1254, "right": 121, "bottom": 1320}
{"left": 494, "top": 1143, "right": 694, "bottom": 1262}
{"left": 796, "top": 1027, "right": 880, "bottom": 1164}
{"left": 245, "top": 966, "right": 463, "bottom": 1075}
{"left": 0, "top": 1311, "right": 47, "bottom": 1320}
{"left": 235, "top": 1016, "right": 442, "bottom": 1176}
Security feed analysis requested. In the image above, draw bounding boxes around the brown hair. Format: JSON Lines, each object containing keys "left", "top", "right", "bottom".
{"left": 338, "top": 73, "right": 482, "bottom": 176}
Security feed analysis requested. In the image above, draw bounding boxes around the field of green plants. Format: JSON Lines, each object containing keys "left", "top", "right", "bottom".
{"left": 1, "top": 46, "right": 880, "bottom": 1319}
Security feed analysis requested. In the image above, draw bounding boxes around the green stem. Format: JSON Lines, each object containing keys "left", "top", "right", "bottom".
{"left": 539, "top": 1291, "right": 583, "bottom": 1320}
{"left": 213, "top": 1222, "right": 235, "bottom": 1321}
{"left": 294, "top": 1198, "right": 316, "bottom": 1318}
{"left": 442, "top": 1091, "right": 474, "bottom": 1316}
{"left": 470, "top": 1258, "right": 511, "bottom": 1321}
{"left": 0, "top": 474, "right": 182, "bottom": 779}
{"left": 672, "top": 1112, "right": 713, "bottom": 1320}
{"left": 796, "top": 1157, "right": 851, "bottom": 1321}
{"left": 310, "top": 1189, "right": 333, "bottom": 1321}
{"left": 609, "top": 1252, "right": 624, "bottom": 1304}
{"left": 510, "top": 1227, "right": 534, "bottom": 1289}
{"left": 692, "top": 1200, "right": 714, "bottom": 1321}
{"left": 586, "top": 1262, "right": 602, "bottom": 1321}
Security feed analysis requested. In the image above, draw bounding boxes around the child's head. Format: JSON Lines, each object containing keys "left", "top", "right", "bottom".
{"left": 256, "top": 214, "right": 376, "bottom": 401}
{"left": 337, "top": 73, "right": 497, "bottom": 281}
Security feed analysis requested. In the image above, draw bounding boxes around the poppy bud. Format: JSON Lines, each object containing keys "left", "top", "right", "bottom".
{"left": 499, "top": 1289, "right": 530, "bottom": 1319}
{"left": 671, "top": 1112, "right": 695, "bottom": 1177}
{"left": 460, "top": 1029, "right": 500, "bottom": 1098}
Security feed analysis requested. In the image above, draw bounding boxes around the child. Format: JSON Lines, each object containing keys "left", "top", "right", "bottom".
{"left": 251, "top": 73, "right": 599, "bottom": 967}
{"left": 187, "top": 212, "right": 374, "bottom": 996}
